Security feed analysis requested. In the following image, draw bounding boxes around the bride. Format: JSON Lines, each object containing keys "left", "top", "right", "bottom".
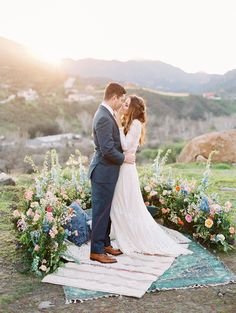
{"left": 110, "top": 95, "right": 192, "bottom": 257}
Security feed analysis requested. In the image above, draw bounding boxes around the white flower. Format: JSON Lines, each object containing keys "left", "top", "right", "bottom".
{"left": 39, "top": 265, "right": 47, "bottom": 271}
{"left": 216, "top": 234, "right": 225, "bottom": 242}
{"left": 144, "top": 186, "right": 151, "bottom": 192}
{"left": 162, "top": 190, "right": 168, "bottom": 196}
{"left": 30, "top": 201, "right": 39, "bottom": 208}
{"left": 224, "top": 201, "right": 232, "bottom": 213}
{"left": 225, "top": 201, "right": 232, "bottom": 209}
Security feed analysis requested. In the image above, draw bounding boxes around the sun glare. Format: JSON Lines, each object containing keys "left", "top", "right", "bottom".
{"left": 30, "top": 48, "right": 62, "bottom": 65}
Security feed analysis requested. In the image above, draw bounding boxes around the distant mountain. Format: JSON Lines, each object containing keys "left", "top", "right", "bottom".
{"left": 61, "top": 58, "right": 236, "bottom": 96}
{"left": 0, "top": 37, "right": 64, "bottom": 91}
{"left": 1, "top": 36, "right": 235, "bottom": 96}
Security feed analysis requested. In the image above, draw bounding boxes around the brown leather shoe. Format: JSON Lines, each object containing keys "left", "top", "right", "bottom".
{"left": 104, "top": 246, "right": 123, "bottom": 256}
{"left": 90, "top": 253, "right": 117, "bottom": 263}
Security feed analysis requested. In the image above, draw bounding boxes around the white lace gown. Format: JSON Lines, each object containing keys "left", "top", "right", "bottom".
{"left": 110, "top": 119, "right": 193, "bottom": 257}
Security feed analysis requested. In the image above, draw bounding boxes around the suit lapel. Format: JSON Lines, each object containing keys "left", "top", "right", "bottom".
{"left": 99, "top": 105, "right": 120, "bottom": 132}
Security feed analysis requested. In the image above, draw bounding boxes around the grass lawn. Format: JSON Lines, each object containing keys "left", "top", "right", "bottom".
{"left": 0, "top": 163, "right": 236, "bottom": 313}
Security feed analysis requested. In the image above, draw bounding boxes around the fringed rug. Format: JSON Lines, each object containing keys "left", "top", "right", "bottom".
{"left": 42, "top": 239, "right": 236, "bottom": 303}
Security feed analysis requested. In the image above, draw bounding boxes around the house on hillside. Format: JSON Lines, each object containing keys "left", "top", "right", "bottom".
{"left": 65, "top": 91, "right": 96, "bottom": 102}
{"left": 17, "top": 88, "right": 39, "bottom": 101}
{"left": 0, "top": 94, "right": 16, "bottom": 104}
{"left": 202, "top": 92, "right": 221, "bottom": 100}
{"left": 64, "top": 77, "right": 76, "bottom": 90}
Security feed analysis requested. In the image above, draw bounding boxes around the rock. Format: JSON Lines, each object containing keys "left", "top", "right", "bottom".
{"left": 195, "top": 155, "right": 208, "bottom": 163}
{"left": 178, "top": 130, "right": 236, "bottom": 163}
{"left": 220, "top": 187, "right": 236, "bottom": 192}
{"left": 38, "top": 301, "right": 54, "bottom": 309}
{"left": 0, "top": 173, "right": 16, "bottom": 186}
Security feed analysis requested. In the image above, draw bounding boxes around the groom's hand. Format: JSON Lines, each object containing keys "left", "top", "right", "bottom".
{"left": 124, "top": 153, "right": 135, "bottom": 164}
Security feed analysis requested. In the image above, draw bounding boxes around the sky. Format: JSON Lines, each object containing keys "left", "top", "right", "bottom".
{"left": 0, "top": 0, "right": 236, "bottom": 74}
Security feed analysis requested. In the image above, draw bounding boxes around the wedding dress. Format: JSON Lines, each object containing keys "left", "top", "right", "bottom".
{"left": 110, "top": 119, "right": 193, "bottom": 257}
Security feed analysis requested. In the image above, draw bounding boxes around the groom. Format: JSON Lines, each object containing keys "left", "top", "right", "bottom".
{"left": 88, "top": 82, "right": 135, "bottom": 263}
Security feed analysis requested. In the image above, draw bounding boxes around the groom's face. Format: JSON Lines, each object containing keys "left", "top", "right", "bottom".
{"left": 113, "top": 94, "right": 126, "bottom": 111}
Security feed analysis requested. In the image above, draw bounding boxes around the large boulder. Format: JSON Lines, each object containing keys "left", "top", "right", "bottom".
{"left": 178, "top": 130, "right": 236, "bottom": 163}
{"left": 0, "top": 173, "right": 16, "bottom": 186}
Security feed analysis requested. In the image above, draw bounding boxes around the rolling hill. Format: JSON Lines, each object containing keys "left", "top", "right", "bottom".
{"left": 0, "top": 37, "right": 64, "bottom": 92}
{"left": 61, "top": 58, "right": 236, "bottom": 97}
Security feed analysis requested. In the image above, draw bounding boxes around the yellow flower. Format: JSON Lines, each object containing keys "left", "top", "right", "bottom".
{"left": 205, "top": 218, "right": 213, "bottom": 228}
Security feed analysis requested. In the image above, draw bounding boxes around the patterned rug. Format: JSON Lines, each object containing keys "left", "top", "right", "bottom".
{"left": 62, "top": 240, "right": 236, "bottom": 303}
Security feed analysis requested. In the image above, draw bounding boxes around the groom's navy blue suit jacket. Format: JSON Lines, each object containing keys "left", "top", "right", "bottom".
{"left": 88, "top": 105, "right": 125, "bottom": 182}
{"left": 88, "top": 104, "right": 125, "bottom": 254}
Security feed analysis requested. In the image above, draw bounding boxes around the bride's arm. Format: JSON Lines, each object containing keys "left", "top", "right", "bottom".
{"left": 119, "top": 120, "right": 142, "bottom": 152}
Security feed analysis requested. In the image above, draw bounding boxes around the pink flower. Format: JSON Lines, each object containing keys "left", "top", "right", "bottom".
{"left": 24, "top": 190, "right": 33, "bottom": 201}
{"left": 161, "top": 208, "right": 170, "bottom": 214}
{"left": 185, "top": 214, "right": 192, "bottom": 223}
{"left": 210, "top": 234, "right": 216, "bottom": 241}
{"left": 26, "top": 208, "right": 34, "bottom": 217}
{"left": 150, "top": 190, "right": 157, "bottom": 197}
{"left": 210, "top": 204, "right": 221, "bottom": 212}
{"left": 46, "top": 212, "right": 54, "bottom": 222}
{"left": 229, "top": 227, "right": 235, "bottom": 234}
{"left": 33, "top": 212, "right": 40, "bottom": 223}
{"left": 184, "top": 186, "right": 191, "bottom": 193}
{"left": 13, "top": 210, "right": 21, "bottom": 218}
{"left": 159, "top": 198, "right": 165, "bottom": 205}
{"left": 74, "top": 230, "right": 79, "bottom": 236}
{"left": 17, "top": 218, "right": 27, "bottom": 231}
{"left": 49, "top": 226, "right": 58, "bottom": 238}
{"left": 34, "top": 244, "right": 40, "bottom": 252}
{"left": 75, "top": 199, "right": 81, "bottom": 205}
{"left": 45, "top": 206, "right": 53, "bottom": 213}
{"left": 210, "top": 208, "right": 215, "bottom": 216}
{"left": 49, "top": 230, "right": 56, "bottom": 238}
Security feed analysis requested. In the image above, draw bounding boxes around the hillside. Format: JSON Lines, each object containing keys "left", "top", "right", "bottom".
{"left": 0, "top": 37, "right": 65, "bottom": 92}
{"left": 61, "top": 58, "right": 236, "bottom": 97}
{"left": 0, "top": 36, "right": 236, "bottom": 152}
{"left": 1, "top": 83, "right": 236, "bottom": 137}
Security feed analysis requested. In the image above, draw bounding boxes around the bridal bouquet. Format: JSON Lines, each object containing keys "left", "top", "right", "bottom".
{"left": 140, "top": 150, "right": 235, "bottom": 252}
{"left": 12, "top": 150, "right": 91, "bottom": 276}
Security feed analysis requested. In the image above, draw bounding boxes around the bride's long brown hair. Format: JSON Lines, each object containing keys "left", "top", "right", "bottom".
{"left": 123, "top": 95, "right": 147, "bottom": 145}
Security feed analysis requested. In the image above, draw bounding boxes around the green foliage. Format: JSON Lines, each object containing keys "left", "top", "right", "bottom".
{"left": 138, "top": 142, "right": 186, "bottom": 163}
{"left": 139, "top": 150, "right": 236, "bottom": 252}
{"left": 12, "top": 150, "right": 91, "bottom": 276}
{"left": 10, "top": 149, "right": 236, "bottom": 277}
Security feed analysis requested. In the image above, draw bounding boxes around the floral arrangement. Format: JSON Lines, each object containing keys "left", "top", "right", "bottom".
{"left": 140, "top": 150, "right": 235, "bottom": 252}
{"left": 12, "top": 150, "right": 91, "bottom": 276}
{"left": 12, "top": 148, "right": 235, "bottom": 276}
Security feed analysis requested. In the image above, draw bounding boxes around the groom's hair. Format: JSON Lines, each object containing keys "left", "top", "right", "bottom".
{"left": 104, "top": 82, "right": 126, "bottom": 100}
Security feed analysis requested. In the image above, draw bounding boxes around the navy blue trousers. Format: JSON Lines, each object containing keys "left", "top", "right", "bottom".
{"left": 90, "top": 180, "right": 117, "bottom": 254}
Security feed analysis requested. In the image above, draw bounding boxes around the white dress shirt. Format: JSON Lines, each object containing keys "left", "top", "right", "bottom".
{"left": 101, "top": 101, "right": 115, "bottom": 117}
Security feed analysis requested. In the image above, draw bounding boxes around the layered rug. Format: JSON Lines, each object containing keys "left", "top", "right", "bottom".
{"left": 42, "top": 239, "right": 236, "bottom": 303}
